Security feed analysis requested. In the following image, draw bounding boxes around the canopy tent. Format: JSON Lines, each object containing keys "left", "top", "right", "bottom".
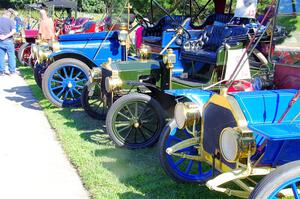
{"left": 42, "top": 0, "right": 77, "bottom": 10}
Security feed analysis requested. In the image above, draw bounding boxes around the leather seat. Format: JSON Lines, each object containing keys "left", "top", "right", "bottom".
{"left": 142, "top": 16, "right": 187, "bottom": 45}
{"left": 181, "top": 22, "right": 249, "bottom": 64}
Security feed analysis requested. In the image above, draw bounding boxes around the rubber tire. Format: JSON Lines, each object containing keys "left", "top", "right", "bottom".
{"left": 249, "top": 160, "right": 300, "bottom": 199}
{"left": 28, "top": 56, "right": 36, "bottom": 68}
{"left": 17, "top": 42, "right": 31, "bottom": 66}
{"left": 159, "top": 119, "right": 211, "bottom": 183}
{"left": 33, "top": 63, "right": 44, "bottom": 89}
{"left": 106, "top": 93, "right": 165, "bottom": 149}
{"left": 81, "top": 82, "right": 107, "bottom": 120}
{"left": 42, "top": 58, "right": 90, "bottom": 108}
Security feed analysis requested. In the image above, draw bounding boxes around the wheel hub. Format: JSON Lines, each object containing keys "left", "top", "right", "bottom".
{"left": 63, "top": 78, "right": 76, "bottom": 90}
{"left": 131, "top": 118, "right": 140, "bottom": 128}
{"left": 67, "top": 81, "right": 73, "bottom": 88}
{"left": 133, "top": 122, "right": 140, "bottom": 128}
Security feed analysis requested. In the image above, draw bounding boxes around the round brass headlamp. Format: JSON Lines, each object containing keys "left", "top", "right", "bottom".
{"left": 90, "top": 67, "right": 102, "bottom": 80}
{"left": 219, "top": 128, "right": 240, "bottom": 163}
{"left": 219, "top": 128, "right": 256, "bottom": 163}
{"left": 105, "top": 76, "right": 123, "bottom": 93}
{"left": 49, "top": 40, "right": 60, "bottom": 52}
{"left": 118, "top": 23, "right": 128, "bottom": 45}
{"left": 139, "top": 45, "right": 151, "bottom": 60}
{"left": 174, "top": 102, "right": 201, "bottom": 129}
{"left": 37, "top": 49, "right": 51, "bottom": 63}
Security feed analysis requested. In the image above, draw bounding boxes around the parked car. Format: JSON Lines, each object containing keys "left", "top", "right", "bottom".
{"left": 159, "top": 1, "right": 300, "bottom": 198}
{"left": 36, "top": 0, "right": 194, "bottom": 108}
{"left": 18, "top": 0, "right": 103, "bottom": 67}
{"left": 16, "top": 0, "right": 78, "bottom": 67}
{"left": 95, "top": 0, "right": 280, "bottom": 149}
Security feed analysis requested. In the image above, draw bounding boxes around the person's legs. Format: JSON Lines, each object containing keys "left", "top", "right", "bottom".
{"left": 0, "top": 42, "right": 6, "bottom": 74}
{"left": 6, "top": 40, "right": 16, "bottom": 73}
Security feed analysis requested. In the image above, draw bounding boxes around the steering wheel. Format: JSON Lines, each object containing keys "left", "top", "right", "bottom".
{"left": 134, "top": 13, "right": 151, "bottom": 29}
{"left": 177, "top": 18, "right": 192, "bottom": 42}
{"left": 160, "top": 18, "right": 192, "bottom": 54}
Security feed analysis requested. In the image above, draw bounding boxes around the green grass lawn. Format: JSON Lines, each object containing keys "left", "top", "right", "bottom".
{"left": 19, "top": 66, "right": 233, "bottom": 199}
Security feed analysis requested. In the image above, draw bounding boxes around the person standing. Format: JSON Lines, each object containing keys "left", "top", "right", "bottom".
{"left": 9, "top": 9, "right": 23, "bottom": 33}
{"left": 38, "top": 9, "right": 55, "bottom": 42}
{"left": 0, "top": 9, "right": 16, "bottom": 76}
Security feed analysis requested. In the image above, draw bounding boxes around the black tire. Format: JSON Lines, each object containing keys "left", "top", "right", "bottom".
{"left": 17, "top": 42, "right": 31, "bottom": 66}
{"left": 81, "top": 82, "right": 108, "bottom": 120}
{"left": 42, "top": 58, "right": 90, "bottom": 108}
{"left": 159, "top": 120, "right": 213, "bottom": 183}
{"left": 33, "top": 63, "right": 45, "bottom": 89}
{"left": 28, "top": 56, "right": 36, "bottom": 68}
{"left": 249, "top": 160, "right": 300, "bottom": 199}
{"left": 106, "top": 93, "right": 165, "bottom": 149}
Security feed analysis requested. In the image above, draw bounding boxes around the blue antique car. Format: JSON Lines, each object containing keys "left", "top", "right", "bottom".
{"left": 38, "top": 30, "right": 125, "bottom": 107}
{"left": 159, "top": 1, "right": 300, "bottom": 198}
{"left": 35, "top": 0, "right": 207, "bottom": 108}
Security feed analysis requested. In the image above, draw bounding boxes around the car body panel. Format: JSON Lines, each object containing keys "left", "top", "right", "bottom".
{"left": 229, "top": 89, "right": 300, "bottom": 125}
{"left": 51, "top": 31, "right": 122, "bottom": 66}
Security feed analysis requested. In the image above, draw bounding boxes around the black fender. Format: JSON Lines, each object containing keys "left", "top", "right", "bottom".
{"left": 125, "top": 81, "right": 176, "bottom": 118}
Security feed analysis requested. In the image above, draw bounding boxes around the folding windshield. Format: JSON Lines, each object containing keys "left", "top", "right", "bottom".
{"left": 272, "top": 0, "right": 300, "bottom": 66}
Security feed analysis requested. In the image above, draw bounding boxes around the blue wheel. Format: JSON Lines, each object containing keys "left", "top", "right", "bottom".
{"left": 249, "top": 160, "right": 300, "bottom": 199}
{"left": 159, "top": 120, "right": 213, "bottom": 183}
{"left": 42, "top": 58, "right": 90, "bottom": 107}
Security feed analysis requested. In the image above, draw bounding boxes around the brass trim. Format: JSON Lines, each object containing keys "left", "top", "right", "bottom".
{"left": 200, "top": 94, "right": 256, "bottom": 171}
{"left": 105, "top": 76, "right": 123, "bottom": 93}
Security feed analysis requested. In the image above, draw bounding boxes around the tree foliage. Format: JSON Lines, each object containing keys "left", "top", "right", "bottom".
{"left": 2, "top": 0, "right": 273, "bottom": 16}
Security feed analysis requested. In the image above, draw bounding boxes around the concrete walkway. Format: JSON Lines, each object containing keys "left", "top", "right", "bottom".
{"left": 0, "top": 73, "right": 89, "bottom": 199}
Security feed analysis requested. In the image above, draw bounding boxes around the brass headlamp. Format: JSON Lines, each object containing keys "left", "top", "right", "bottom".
{"left": 37, "top": 49, "right": 52, "bottom": 63}
{"left": 105, "top": 76, "right": 123, "bottom": 93}
{"left": 139, "top": 45, "right": 151, "bottom": 60}
{"left": 219, "top": 127, "right": 256, "bottom": 163}
{"left": 174, "top": 102, "right": 201, "bottom": 129}
{"left": 49, "top": 40, "right": 60, "bottom": 52}
{"left": 103, "top": 58, "right": 123, "bottom": 93}
{"left": 118, "top": 23, "right": 129, "bottom": 45}
{"left": 163, "top": 49, "right": 176, "bottom": 69}
{"left": 90, "top": 67, "right": 102, "bottom": 81}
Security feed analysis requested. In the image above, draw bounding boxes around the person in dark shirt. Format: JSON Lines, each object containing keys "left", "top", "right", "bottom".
{"left": 0, "top": 9, "right": 16, "bottom": 76}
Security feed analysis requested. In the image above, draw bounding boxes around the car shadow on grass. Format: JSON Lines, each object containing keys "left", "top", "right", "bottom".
{"left": 80, "top": 131, "right": 112, "bottom": 145}
{"left": 54, "top": 108, "right": 104, "bottom": 131}
{"left": 53, "top": 107, "right": 113, "bottom": 145}
{"left": 4, "top": 86, "right": 41, "bottom": 111}
{"left": 94, "top": 146, "right": 232, "bottom": 199}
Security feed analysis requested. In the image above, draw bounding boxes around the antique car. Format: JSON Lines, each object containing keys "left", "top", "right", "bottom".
{"left": 35, "top": 2, "right": 139, "bottom": 108}
{"left": 37, "top": 0, "right": 202, "bottom": 108}
{"left": 159, "top": 0, "right": 300, "bottom": 198}
{"left": 18, "top": 0, "right": 101, "bottom": 67}
{"left": 89, "top": 0, "right": 279, "bottom": 149}
{"left": 17, "top": 0, "right": 78, "bottom": 67}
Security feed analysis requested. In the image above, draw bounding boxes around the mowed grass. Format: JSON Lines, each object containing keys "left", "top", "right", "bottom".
{"left": 19, "top": 66, "right": 233, "bottom": 199}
